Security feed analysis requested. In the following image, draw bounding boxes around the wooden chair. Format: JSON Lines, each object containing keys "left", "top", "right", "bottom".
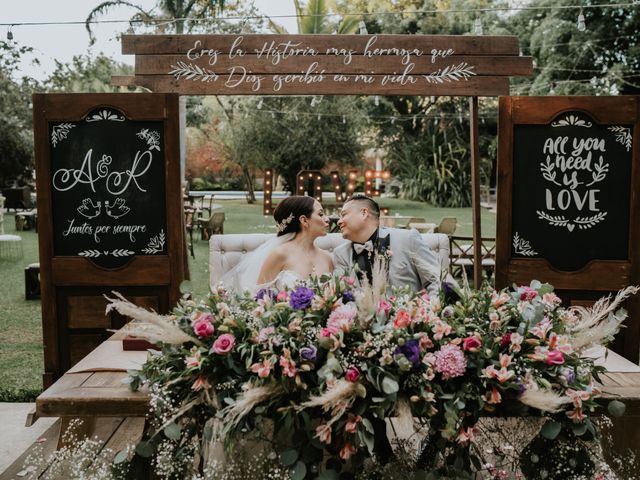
{"left": 197, "top": 211, "right": 225, "bottom": 240}
{"left": 449, "top": 235, "right": 496, "bottom": 280}
{"left": 434, "top": 217, "right": 458, "bottom": 235}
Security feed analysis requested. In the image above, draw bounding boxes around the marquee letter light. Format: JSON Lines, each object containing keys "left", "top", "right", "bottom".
{"left": 346, "top": 170, "right": 358, "bottom": 199}
{"left": 330, "top": 170, "right": 344, "bottom": 203}
{"left": 364, "top": 169, "right": 391, "bottom": 197}
{"left": 296, "top": 170, "right": 323, "bottom": 203}
{"left": 263, "top": 169, "right": 274, "bottom": 215}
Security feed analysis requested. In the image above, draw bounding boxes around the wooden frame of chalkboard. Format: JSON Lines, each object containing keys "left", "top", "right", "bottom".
{"left": 33, "top": 93, "right": 186, "bottom": 387}
{"left": 496, "top": 96, "right": 640, "bottom": 362}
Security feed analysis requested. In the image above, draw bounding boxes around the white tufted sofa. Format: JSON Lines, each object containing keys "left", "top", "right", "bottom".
{"left": 209, "top": 233, "right": 450, "bottom": 290}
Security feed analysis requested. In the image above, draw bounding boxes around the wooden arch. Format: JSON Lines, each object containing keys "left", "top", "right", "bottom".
{"left": 114, "top": 33, "right": 533, "bottom": 287}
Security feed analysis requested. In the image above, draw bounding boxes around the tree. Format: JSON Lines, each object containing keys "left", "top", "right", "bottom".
{"left": 218, "top": 96, "right": 366, "bottom": 199}
{"left": 269, "top": 0, "right": 360, "bottom": 34}
{"left": 44, "top": 54, "right": 133, "bottom": 92}
{"left": 506, "top": 0, "right": 640, "bottom": 95}
{"left": 0, "top": 41, "right": 38, "bottom": 186}
{"left": 85, "top": 0, "right": 226, "bottom": 43}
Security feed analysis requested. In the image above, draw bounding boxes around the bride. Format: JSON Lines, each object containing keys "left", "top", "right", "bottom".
{"left": 222, "top": 195, "right": 333, "bottom": 293}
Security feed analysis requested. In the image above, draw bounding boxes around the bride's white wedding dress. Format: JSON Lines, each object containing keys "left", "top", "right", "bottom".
{"left": 221, "top": 233, "right": 306, "bottom": 295}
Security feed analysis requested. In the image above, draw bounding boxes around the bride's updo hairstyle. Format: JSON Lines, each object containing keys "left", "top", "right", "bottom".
{"left": 274, "top": 196, "right": 315, "bottom": 237}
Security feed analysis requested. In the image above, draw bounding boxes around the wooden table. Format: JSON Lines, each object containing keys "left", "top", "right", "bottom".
{"left": 380, "top": 215, "right": 416, "bottom": 228}
{"left": 34, "top": 334, "right": 149, "bottom": 449}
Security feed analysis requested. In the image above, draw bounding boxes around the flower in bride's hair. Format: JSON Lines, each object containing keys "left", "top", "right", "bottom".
{"left": 276, "top": 212, "right": 295, "bottom": 233}
{"left": 289, "top": 286, "right": 315, "bottom": 310}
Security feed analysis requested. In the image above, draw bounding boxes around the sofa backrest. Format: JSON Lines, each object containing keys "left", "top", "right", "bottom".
{"left": 209, "top": 232, "right": 450, "bottom": 290}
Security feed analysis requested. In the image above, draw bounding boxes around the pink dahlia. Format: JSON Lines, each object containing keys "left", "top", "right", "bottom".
{"left": 434, "top": 344, "right": 467, "bottom": 380}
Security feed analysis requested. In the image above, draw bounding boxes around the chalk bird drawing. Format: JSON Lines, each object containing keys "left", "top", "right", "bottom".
{"left": 77, "top": 198, "right": 101, "bottom": 219}
{"left": 105, "top": 198, "right": 131, "bottom": 219}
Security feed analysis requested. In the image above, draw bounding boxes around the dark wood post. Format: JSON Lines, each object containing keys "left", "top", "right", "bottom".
{"left": 469, "top": 96, "right": 483, "bottom": 288}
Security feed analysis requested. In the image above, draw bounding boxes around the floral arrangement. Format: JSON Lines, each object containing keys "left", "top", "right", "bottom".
{"left": 107, "top": 271, "right": 638, "bottom": 479}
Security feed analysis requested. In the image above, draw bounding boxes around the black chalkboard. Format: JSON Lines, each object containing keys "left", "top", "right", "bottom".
{"left": 49, "top": 107, "right": 166, "bottom": 268}
{"left": 511, "top": 111, "right": 633, "bottom": 271}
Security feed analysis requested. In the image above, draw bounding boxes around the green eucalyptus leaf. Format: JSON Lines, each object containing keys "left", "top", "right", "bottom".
{"left": 572, "top": 422, "right": 588, "bottom": 436}
{"left": 135, "top": 441, "right": 154, "bottom": 458}
{"left": 540, "top": 420, "right": 562, "bottom": 440}
{"left": 361, "top": 418, "right": 374, "bottom": 434}
{"left": 608, "top": 400, "right": 626, "bottom": 417}
{"left": 381, "top": 376, "right": 399, "bottom": 394}
{"left": 289, "top": 460, "right": 307, "bottom": 480}
{"left": 280, "top": 449, "right": 298, "bottom": 466}
{"left": 113, "top": 449, "right": 129, "bottom": 464}
{"left": 164, "top": 422, "right": 181, "bottom": 441}
{"left": 318, "top": 469, "right": 340, "bottom": 480}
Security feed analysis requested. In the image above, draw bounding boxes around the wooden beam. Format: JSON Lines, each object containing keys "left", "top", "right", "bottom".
{"left": 469, "top": 96, "right": 482, "bottom": 288}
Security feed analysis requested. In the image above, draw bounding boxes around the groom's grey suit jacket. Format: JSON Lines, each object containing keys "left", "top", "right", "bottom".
{"left": 333, "top": 227, "right": 441, "bottom": 292}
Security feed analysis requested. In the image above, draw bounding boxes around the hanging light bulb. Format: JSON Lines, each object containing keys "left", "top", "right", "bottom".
{"left": 473, "top": 17, "right": 483, "bottom": 35}
{"left": 257, "top": 98, "right": 263, "bottom": 109}
{"left": 7, "top": 26, "right": 13, "bottom": 41}
{"left": 577, "top": 10, "right": 586, "bottom": 32}
{"left": 358, "top": 20, "right": 368, "bottom": 35}
{"left": 374, "top": 95, "right": 380, "bottom": 107}
{"left": 271, "top": 111, "right": 276, "bottom": 118}
{"left": 391, "top": 118, "right": 396, "bottom": 125}
{"left": 317, "top": 114, "right": 321, "bottom": 121}
{"left": 342, "top": 116, "right": 346, "bottom": 124}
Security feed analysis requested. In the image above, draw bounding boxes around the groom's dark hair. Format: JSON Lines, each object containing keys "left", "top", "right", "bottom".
{"left": 346, "top": 194, "right": 380, "bottom": 219}
{"left": 273, "top": 195, "right": 315, "bottom": 236}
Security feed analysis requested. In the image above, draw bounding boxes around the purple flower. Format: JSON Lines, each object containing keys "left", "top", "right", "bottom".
{"left": 342, "top": 290, "right": 354, "bottom": 303}
{"left": 442, "top": 281, "right": 460, "bottom": 303}
{"left": 289, "top": 286, "right": 315, "bottom": 310}
{"left": 300, "top": 345, "right": 317, "bottom": 362}
{"left": 394, "top": 339, "right": 421, "bottom": 368}
{"left": 255, "top": 288, "right": 277, "bottom": 301}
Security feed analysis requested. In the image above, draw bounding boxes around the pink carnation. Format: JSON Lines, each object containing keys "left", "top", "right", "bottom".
{"left": 462, "top": 336, "right": 482, "bottom": 352}
{"left": 434, "top": 344, "right": 467, "bottom": 380}
{"left": 326, "top": 303, "right": 357, "bottom": 334}
{"left": 519, "top": 286, "right": 538, "bottom": 301}
{"left": 212, "top": 333, "right": 235, "bottom": 354}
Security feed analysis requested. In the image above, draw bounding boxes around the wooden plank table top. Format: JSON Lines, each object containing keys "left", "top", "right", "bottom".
{"left": 36, "top": 335, "right": 150, "bottom": 419}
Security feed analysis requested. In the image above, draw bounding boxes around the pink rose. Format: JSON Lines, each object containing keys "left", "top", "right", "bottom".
{"left": 462, "top": 336, "right": 482, "bottom": 352}
{"left": 276, "top": 291, "right": 289, "bottom": 302}
{"left": 345, "top": 366, "right": 360, "bottom": 382}
{"left": 546, "top": 350, "right": 565, "bottom": 365}
{"left": 193, "top": 318, "right": 215, "bottom": 338}
{"left": 212, "top": 333, "right": 235, "bottom": 354}
{"left": 393, "top": 309, "right": 411, "bottom": 329}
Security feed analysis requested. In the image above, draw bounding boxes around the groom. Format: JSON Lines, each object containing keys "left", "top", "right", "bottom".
{"left": 334, "top": 194, "right": 441, "bottom": 293}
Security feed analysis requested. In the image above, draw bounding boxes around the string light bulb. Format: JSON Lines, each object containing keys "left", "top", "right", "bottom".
{"left": 374, "top": 95, "right": 380, "bottom": 107}
{"left": 257, "top": 98, "right": 263, "bottom": 109}
{"left": 577, "top": 10, "right": 586, "bottom": 31}
{"left": 473, "top": 17, "right": 483, "bottom": 35}
{"left": 7, "top": 26, "right": 13, "bottom": 41}
{"left": 358, "top": 20, "right": 368, "bottom": 35}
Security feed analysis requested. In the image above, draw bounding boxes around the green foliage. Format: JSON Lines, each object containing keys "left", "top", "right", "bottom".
{"left": 0, "top": 41, "right": 37, "bottom": 186}
{"left": 44, "top": 53, "right": 133, "bottom": 93}
{"left": 507, "top": 0, "right": 640, "bottom": 95}
{"left": 218, "top": 96, "right": 366, "bottom": 193}
{"left": 270, "top": 0, "right": 359, "bottom": 34}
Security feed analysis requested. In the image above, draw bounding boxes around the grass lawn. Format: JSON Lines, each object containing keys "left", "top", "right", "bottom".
{"left": 0, "top": 197, "right": 496, "bottom": 399}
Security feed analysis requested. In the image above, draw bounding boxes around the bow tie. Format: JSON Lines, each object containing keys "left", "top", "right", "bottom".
{"left": 353, "top": 240, "right": 374, "bottom": 255}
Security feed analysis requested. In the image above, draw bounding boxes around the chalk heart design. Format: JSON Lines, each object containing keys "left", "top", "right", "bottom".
{"left": 567, "top": 224, "right": 575, "bottom": 232}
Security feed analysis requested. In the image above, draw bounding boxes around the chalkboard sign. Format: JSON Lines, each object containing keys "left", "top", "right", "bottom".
{"left": 511, "top": 111, "right": 633, "bottom": 271}
{"left": 496, "top": 96, "right": 640, "bottom": 362}
{"left": 49, "top": 107, "right": 167, "bottom": 268}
